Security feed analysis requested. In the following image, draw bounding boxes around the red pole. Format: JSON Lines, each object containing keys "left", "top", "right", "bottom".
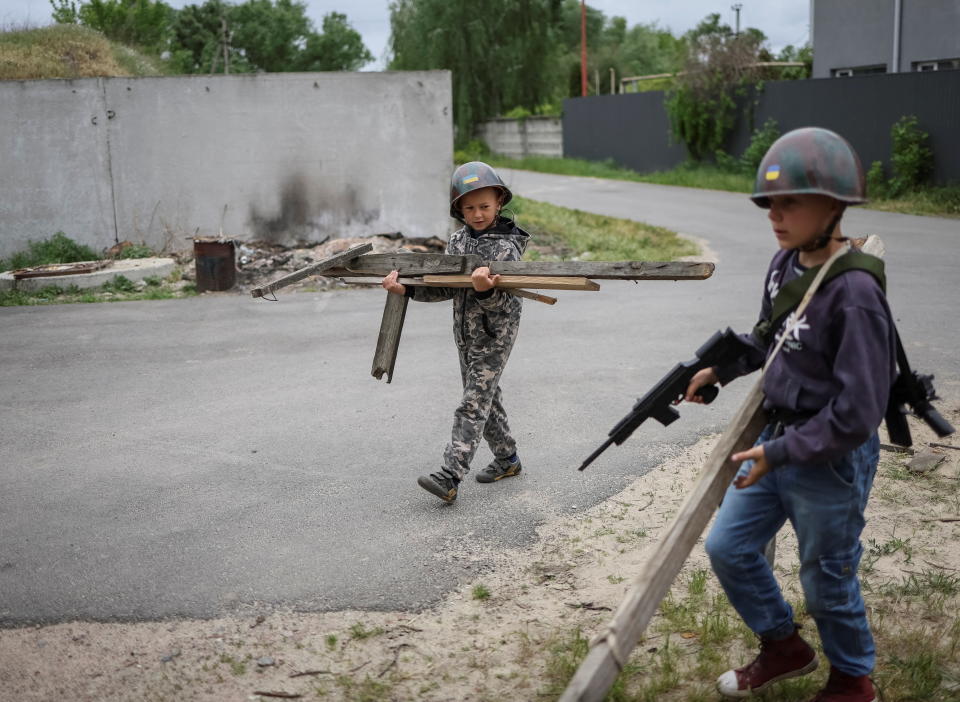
{"left": 580, "top": 0, "right": 588, "bottom": 96}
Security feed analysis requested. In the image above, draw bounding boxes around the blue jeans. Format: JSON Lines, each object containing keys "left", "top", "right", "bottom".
{"left": 704, "top": 426, "right": 879, "bottom": 677}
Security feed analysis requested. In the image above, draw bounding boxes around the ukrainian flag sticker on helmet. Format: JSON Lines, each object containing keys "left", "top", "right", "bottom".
{"left": 765, "top": 165, "right": 781, "bottom": 181}
{"left": 462, "top": 175, "right": 479, "bottom": 184}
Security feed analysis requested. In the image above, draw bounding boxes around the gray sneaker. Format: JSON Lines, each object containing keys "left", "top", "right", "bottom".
{"left": 417, "top": 470, "right": 460, "bottom": 503}
{"left": 475, "top": 456, "right": 522, "bottom": 483}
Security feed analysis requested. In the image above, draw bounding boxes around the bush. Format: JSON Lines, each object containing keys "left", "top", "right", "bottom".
{"left": 739, "top": 118, "right": 780, "bottom": 175}
{"left": 889, "top": 115, "right": 932, "bottom": 197}
{"left": 102, "top": 274, "right": 137, "bottom": 293}
{"left": 866, "top": 160, "right": 888, "bottom": 200}
{"left": 116, "top": 243, "right": 155, "bottom": 259}
{"left": 1, "top": 232, "right": 98, "bottom": 271}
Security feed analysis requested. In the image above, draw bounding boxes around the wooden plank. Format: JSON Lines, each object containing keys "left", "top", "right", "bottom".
{"left": 510, "top": 289, "right": 558, "bottom": 305}
{"left": 326, "top": 257, "right": 713, "bottom": 281}
{"left": 421, "top": 274, "right": 600, "bottom": 291}
{"left": 371, "top": 292, "right": 408, "bottom": 383}
{"left": 488, "top": 260, "right": 715, "bottom": 280}
{"left": 559, "top": 380, "right": 767, "bottom": 702}
{"left": 333, "top": 253, "right": 482, "bottom": 276}
{"left": 337, "top": 278, "right": 557, "bottom": 305}
{"left": 250, "top": 242, "right": 373, "bottom": 298}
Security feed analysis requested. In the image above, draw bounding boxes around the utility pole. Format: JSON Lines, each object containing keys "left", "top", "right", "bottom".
{"left": 580, "top": 0, "right": 588, "bottom": 96}
{"left": 731, "top": 3, "right": 742, "bottom": 37}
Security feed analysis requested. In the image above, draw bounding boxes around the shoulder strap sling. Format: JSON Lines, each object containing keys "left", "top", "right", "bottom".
{"left": 753, "top": 251, "right": 886, "bottom": 346}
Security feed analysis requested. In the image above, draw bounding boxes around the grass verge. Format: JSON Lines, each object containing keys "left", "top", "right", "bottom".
{"left": 0, "top": 273, "right": 196, "bottom": 306}
{"left": 463, "top": 151, "right": 960, "bottom": 219}
{"left": 512, "top": 196, "right": 699, "bottom": 261}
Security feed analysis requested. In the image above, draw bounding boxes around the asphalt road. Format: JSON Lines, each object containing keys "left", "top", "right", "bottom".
{"left": 2, "top": 172, "right": 957, "bottom": 626}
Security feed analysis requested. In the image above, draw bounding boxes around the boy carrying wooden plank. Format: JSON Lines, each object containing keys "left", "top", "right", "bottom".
{"left": 381, "top": 162, "right": 530, "bottom": 504}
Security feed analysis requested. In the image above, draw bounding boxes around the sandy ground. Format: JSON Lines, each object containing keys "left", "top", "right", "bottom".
{"left": 1, "top": 409, "right": 958, "bottom": 701}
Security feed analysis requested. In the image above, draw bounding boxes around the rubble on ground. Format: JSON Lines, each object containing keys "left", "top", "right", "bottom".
{"left": 174, "top": 234, "right": 447, "bottom": 294}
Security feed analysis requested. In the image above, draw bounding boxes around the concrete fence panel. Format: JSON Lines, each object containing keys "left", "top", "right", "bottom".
{"left": 0, "top": 71, "right": 453, "bottom": 260}
{"left": 478, "top": 116, "right": 563, "bottom": 159}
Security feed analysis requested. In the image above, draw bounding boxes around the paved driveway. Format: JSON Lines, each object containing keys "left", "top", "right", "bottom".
{"left": 2, "top": 171, "right": 956, "bottom": 625}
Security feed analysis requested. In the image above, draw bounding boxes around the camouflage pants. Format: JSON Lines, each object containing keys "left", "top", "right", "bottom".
{"left": 442, "top": 335, "right": 518, "bottom": 480}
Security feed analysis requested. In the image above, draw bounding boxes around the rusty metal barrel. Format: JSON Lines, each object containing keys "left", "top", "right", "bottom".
{"left": 193, "top": 238, "right": 236, "bottom": 292}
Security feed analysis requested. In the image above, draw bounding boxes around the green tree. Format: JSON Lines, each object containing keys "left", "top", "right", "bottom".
{"left": 169, "top": 0, "right": 371, "bottom": 73}
{"left": 297, "top": 12, "right": 373, "bottom": 71}
{"left": 389, "top": 0, "right": 564, "bottom": 140}
{"left": 665, "top": 13, "right": 768, "bottom": 160}
{"left": 53, "top": 0, "right": 173, "bottom": 51}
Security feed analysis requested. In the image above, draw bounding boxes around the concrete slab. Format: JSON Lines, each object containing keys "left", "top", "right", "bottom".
{"left": 0, "top": 257, "right": 176, "bottom": 292}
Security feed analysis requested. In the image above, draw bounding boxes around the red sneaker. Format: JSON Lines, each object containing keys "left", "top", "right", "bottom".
{"left": 807, "top": 667, "right": 877, "bottom": 702}
{"left": 717, "top": 626, "right": 819, "bottom": 698}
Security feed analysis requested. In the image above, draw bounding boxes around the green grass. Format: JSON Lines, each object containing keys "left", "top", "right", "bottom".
{"left": 0, "top": 276, "right": 196, "bottom": 306}
{"left": 0, "top": 231, "right": 99, "bottom": 272}
{"left": 349, "top": 622, "right": 385, "bottom": 640}
{"left": 460, "top": 150, "right": 960, "bottom": 218}
{"left": 512, "top": 196, "right": 698, "bottom": 262}
{"left": 472, "top": 583, "right": 492, "bottom": 601}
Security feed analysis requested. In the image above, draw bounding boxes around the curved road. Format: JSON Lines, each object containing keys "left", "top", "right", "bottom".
{"left": 1, "top": 171, "right": 956, "bottom": 626}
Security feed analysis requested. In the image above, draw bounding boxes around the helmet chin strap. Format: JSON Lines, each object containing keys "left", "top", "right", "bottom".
{"left": 797, "top": 210, "right": 846, "bottom": 252}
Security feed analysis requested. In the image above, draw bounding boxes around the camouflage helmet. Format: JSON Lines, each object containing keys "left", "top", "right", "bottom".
{"left": 751, "top": 127, "right": 867, "bottom": 208}
{"left": 449, "top": 161, "right": 512, "bottom": 220}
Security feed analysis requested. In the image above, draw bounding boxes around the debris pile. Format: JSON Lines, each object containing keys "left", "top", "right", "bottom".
{"left": 175, "top": 233, "right": 447, "bottom": 294}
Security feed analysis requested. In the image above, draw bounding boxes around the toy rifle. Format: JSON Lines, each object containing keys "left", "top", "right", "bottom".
{"left": 884, "top": 334, "right": 954, "bottom": 446}
{"left": 579, "top": 328, "right": 753, "bottom": 471}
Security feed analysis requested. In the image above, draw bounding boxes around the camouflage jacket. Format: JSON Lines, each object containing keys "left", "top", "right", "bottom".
{"left": 409, "top": 217, "right": 530, "bottom": 348}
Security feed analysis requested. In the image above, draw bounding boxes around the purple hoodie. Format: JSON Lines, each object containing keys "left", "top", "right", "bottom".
{"left": 716, "top": 248, "right": 897, "bottom": 468}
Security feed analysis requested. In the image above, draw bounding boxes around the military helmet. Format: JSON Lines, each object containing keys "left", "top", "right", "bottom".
{"left": 449, "top": 161, "right": 512, "bottom": 220}
{"left": 751, "top": 127, "right": 866, "bottom": 208}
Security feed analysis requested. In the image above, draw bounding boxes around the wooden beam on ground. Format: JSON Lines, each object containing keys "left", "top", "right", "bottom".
{"left": 250, "top": 242, "right": 373, "bottom": 298}
{"left": 559, "top": 380, "right": 767, "bottom": 702}
{"left": 488, "top": 260, "right": 714, "bottom": 280}
{"left": 421, "top": 274, "right": 600, "bottom": 291}
{"left": 371, "top": 292, "right": 408, "bottom": 383}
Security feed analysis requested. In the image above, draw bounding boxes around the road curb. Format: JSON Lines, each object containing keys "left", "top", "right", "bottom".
{"left": 0, "top": 257, "right": 177, "bottom": 292}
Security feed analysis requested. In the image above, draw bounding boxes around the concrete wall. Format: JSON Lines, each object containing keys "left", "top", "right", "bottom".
{"left": 477, "top": 116, "right": 562, "bottom": 159}
{"left": 0, "top": 71, "right": 453, "bottom": 259}
{"left": 813, "top": 0, "right": 960, "bottom": 78}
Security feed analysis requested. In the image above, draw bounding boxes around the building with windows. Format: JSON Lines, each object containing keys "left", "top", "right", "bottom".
{"left": 811, "top": 0, "right": 960, "bottom": 78}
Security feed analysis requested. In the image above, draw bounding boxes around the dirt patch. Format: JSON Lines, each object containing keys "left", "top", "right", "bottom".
{"left": 1, "top": 410, "right": 958, "bottom": 701}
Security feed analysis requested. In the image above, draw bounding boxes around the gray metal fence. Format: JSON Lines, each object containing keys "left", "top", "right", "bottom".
{"left": 563, "top": 71, "right": 960, "bottom": 185}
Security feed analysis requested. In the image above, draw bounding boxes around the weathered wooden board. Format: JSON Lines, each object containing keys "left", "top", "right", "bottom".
{"left": 250, "top": 242, "right": 373, "bottom": 298}
{"left": 334, "top": 253, "right": 481, "bottom": 276}
{"left": 338, "top": 278, "right": 557, "bottom": 305}
{"left": 489, "top": 260, "right": 715, "bottom": 280}
{"left": 559, "top": 380, "right": 767, "bottom": 702}
{"left": 421, "top": 274, "right": 600, "bottom": 291}
{"left": 326, "top": 255, "right": 714, "bottom": 281}
{"left": 371, "top": 292, "right": 408, "bottom": 383}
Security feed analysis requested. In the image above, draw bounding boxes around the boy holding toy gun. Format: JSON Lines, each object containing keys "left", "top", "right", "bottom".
{"left": 683, "top": 128, "right": 897, "bottom": 702}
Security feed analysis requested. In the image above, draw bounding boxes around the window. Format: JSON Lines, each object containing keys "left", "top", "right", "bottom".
{"left": 912, "top": 58, "right": 960, "bottom": 72}
{"left": 831, "top": 65, "right": 886, "bottom": 77}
